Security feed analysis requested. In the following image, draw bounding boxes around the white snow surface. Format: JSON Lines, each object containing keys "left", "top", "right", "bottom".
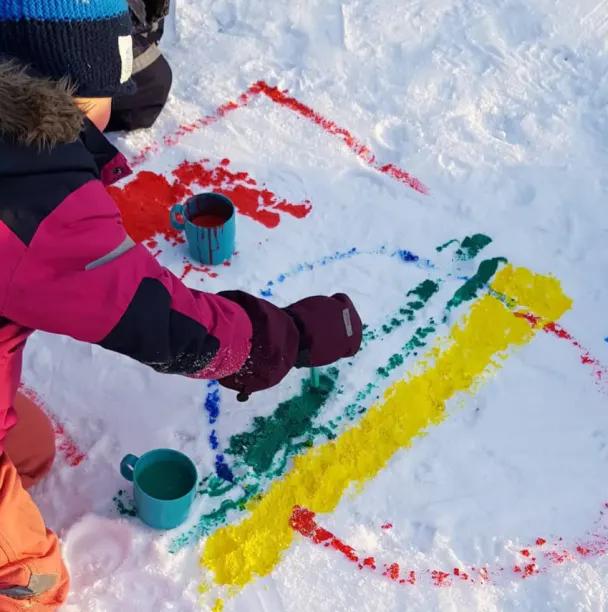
{"left": 22, "top": 0, "right": 608, "bottom": 610}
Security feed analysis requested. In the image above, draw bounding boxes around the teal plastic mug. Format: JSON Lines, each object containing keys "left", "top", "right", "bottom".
{"left": 170, "top": 193, "right": 236, "bottom": 265}
{"left": 120, "top": 449, "right": 197, "bottom": 530}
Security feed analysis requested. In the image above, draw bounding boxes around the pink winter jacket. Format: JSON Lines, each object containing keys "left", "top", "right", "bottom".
{"left": 0, "top": 63, "right": 252, "bottom": 449}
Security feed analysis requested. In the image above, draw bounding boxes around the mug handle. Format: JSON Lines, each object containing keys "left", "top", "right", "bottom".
{"left": 170, "top": 204, "right": 186, "bottom": 231}
{"left": 120, "top": 454, "right": 139, "bottom": 481}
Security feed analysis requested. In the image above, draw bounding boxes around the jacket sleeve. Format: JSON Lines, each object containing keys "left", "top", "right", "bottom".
{"left": 3, "top": 179, "right": 252, "bottom": 379}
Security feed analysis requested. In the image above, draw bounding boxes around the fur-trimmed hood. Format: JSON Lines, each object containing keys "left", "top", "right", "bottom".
{"left": 0, "top": 61, "right": 84, "bottom": 150}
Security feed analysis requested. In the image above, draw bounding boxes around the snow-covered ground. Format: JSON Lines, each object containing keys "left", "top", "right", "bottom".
{"left": 24, "top": 0, "right": 608, "bottom": 610}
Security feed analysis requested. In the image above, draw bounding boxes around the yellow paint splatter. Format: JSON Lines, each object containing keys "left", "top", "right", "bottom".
{"left": 491, "top": 264, "right": 572, "bottom": 318}
{"left": 212, "top": 598, "right": 224, "bottom": 612}
{"left": 201, "top": 265, "right": 570, "bottom": 587}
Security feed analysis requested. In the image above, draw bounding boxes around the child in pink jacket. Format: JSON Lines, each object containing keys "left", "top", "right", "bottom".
{"left": 0, "top": 1, "right": 362, "bottom": 608}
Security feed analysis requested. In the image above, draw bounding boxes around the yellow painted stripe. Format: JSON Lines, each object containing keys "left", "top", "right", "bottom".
{"left": 201, "top": 265, "right": 571, "bottom": 587}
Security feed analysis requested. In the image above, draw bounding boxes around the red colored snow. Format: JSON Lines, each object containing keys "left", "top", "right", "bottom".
{"left": 523, "top": 563, "right": 539, "bottom": 577}
{"left": 547, "top": 548, "right": 575, "bottom": 564}
{"left": 179, "top": 262, "right": 218, "bottom": 281}
{"left": 108, "top": 158, "right": 312, "bottom": 252}
{"left": 362, "top": 557, "right": 376, "bottom": 570}
{"left": 515, "top": 311, "right": 542, "bottom": 327}
{"left": 453, "top": 568, "right": 470, "bottom": 581}
{"left": 384, "top": 563, "right": 400, "bottom": 580}
{"left": 108, "top": 170, "right": 187, "bottom": 246}
{"left": 174, "top": 159, "right": 311, "bottom": 228}
{"left": 431, "top": 570, "right": 452, "bottom": 586}
{"left": 290, "top": 503, "right": 608, "bottom": 589}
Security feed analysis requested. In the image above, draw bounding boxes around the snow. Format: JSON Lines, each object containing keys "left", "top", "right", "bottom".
{"left": 21, "top": 0, "right": 608, "bottom": 610}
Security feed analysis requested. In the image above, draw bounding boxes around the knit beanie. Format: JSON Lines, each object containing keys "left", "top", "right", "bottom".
{"left": 0, "top": 0, "right": 133, "bottom": 97}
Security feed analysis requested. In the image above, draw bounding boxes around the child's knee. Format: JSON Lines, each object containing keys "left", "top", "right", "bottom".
{"left": 0, "top": 455, "right": 69, "bottom": 610}
{"left": 4, "top": 393, "right": 56, "bottom": 489}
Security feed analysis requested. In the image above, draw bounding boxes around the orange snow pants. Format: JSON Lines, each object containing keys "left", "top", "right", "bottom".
{"left": 0, "top": 393, "right": 69, "bottom": 610}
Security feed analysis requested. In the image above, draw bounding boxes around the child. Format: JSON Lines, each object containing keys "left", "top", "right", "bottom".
{"left": 0, "top": 1, "right": 362, "bottom": 608}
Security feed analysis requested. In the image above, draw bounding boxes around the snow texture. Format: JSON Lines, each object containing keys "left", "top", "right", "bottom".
{"left": 22, "top": 0, "right": 608, "bottom": 610}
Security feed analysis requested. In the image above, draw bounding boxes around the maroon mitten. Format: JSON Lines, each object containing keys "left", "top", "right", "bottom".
{"left": 285, "top": 293, "right": 363, "bottom": 367}
{"left": 218, "top": 291, "right": 300, "bottom": 398}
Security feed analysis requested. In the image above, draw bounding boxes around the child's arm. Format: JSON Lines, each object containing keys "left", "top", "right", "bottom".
{"left": 3, "top": 179, "right": 252, "bottom": 379}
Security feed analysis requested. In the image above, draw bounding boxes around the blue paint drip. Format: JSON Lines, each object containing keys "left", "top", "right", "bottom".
{"left": 204, "top": 381, "right": 220, "bottom": 425}
{"left": 259, "top": 245, "right": 434, "bottom": 296}
{"left": 209, "top": 429, "right": 219, "bottom": 451}
{"left": 215, "top": 454, "right": 234, "bottom": 482}
{"left": 202, "top": 381, "right": 234, "bottom": 482}
{"left": 395, "top": 249, "right": 418, "bottom": 262}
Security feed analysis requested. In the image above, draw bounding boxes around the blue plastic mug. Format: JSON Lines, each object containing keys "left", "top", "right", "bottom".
{"left": 170, "top": 193, "right": 235, "bottom": 265}
{"left": 120, "top": 449, "right": 197, "bottom": 530}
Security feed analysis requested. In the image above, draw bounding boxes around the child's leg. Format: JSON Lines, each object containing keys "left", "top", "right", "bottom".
{"left": 106, "top": 35, "right": 172, "bottom": 132}
{"left": 0, "top": 454, "right": 69, "bottom": 610}
{"left": 3, "top": 393, "right": 56, "bottom": 489}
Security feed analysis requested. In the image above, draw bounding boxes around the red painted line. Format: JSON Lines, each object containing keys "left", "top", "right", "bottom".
{"left": 20, "top": 387, "right": 86, "bottom": 467}
{"left": 290, "top": 504, "right": 608, "bottom": 588}
{"left": 127, "top": 81, "right": 427, "bottom": 194}
{"left": 253, "top": 82, "right": 428, "bottom": 195}
{"left": 129, "top": 86, "right": 260, "bottom": 167}
{"left": 515, "top": 313, "right": 608, "bottom": 392}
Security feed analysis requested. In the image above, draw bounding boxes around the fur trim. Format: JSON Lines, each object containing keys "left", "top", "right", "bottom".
{"left": 0, "top": 61, "right": 84, "bottom": 150}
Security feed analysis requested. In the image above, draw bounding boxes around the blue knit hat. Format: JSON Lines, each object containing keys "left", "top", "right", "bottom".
{"left": 0, "top": 0, "right": 133, "bottom": 97}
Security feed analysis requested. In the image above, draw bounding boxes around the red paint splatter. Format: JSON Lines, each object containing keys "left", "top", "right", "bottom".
{"left": 108, "top": 170, "right": 187, "bottom": 246}
{"left": 381, "top": 522, "right": 393, "bottom": 530}
{"left": 431, "top": 570, "right": 452, "bottom": 587}
{"left": 515, "top": 312, "right": 608, "bottom": 391}
{"left": 362, "top": 557, "right": 376, "bottom": 570}
{"left": 478, "top": 567, "right": 490, "bottom": 583}
{"left": 515, "top": 559, "right": 539, "bottom": 578}
{"left": 174, "top": 159, "right": 311, "bottom": 228}
{"left": 453, "top": 568, "right": 469, "bottom": 581}
{"left": 536, "top": 538, "right": 546, "bottom": 546}
{"left": 179, "top": 262, "right": 218, "bottom": 281}
{"left": 545, "top": 549, "right": 572, "bottom": 564}
{"left": 384, "top": 563, "right": 400, "bottom": 580}
{"left": 108, "top": 158, "right": 312, "bottom": 250}
{"left": 521, "top": 549, "right": 531, "bottom": 557}
{"left": 515, "top": 311, "right": 542, "bottom": 327}
{"left": 19, "top": 387, "right": 86, "bottom": 467}
{"left": 128, "top": 81, "right": 427, "bottom": 195}
{"left": 290, "top": 506, "right": 359, "bottom": 563}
